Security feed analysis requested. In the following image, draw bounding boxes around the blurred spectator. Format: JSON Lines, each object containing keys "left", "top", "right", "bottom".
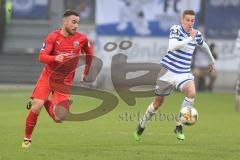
{"left": 234, "top": 29, "right": 240, "bottom": 111}
{"left": 79, "top": 1, "right": 92, "bottom": 21}
{"left": 236, "top": 77, "right": 240, "bottom": 112}
{"left": 64, "top": 0, "right": 95, "bottom": 24}
{"left": 193, "top": 43, "right": 218, "bottom": 92}
{"left": 0, "top": 0, "right": 12, "bottom": 52}
{"left": 117, "top": 0, "right": 151, "bottom": 36}
{"left": 5, "top": 0, "right": 12, "bottom": 24}
{"left": 233, "top": 29, "right": 240, "bottom": 55}
{"left": 0, "top": 0, "right": 5, "bottom": 52}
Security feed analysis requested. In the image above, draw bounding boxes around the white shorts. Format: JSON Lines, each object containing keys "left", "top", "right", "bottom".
{"left": 155, "top": 66, "right": 194, "bottom": 96}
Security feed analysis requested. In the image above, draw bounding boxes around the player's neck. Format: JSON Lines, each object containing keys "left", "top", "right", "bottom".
{"left": 181, "top": 25, "right": 190, "bottom": 34}
{"left": 60, "top": 28, "right": 70, "bottom": 37}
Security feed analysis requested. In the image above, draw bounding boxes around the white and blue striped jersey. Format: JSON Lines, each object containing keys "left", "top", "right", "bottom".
{"left": 160, "top": 25, "right": 204, "bottom": 73}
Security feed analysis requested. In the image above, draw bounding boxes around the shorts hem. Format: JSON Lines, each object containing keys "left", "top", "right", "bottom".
{"left": 154, "top": 92, "right": 171, "bottom": 97}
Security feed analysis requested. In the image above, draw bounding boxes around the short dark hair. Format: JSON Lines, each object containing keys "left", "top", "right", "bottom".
{"left": 182, "top": 10, "right": 195, "bottom": 18}
{"left": 63, "top": 9, "right": 79, "bottom": 18}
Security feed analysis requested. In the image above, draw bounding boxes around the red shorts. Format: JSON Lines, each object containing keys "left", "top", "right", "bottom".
{"left": 31, "top": 70, "right": 70, "bottom": 106}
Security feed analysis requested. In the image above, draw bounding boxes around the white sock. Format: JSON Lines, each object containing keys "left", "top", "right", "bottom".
{"left": 177, "top": 97, "right": 195, "bottom": 126}
{"left": 181, "top": 97, "right": 194, "bottom": 108}
{"left": 139, "top": 102, "right": 157, "bottom": 128}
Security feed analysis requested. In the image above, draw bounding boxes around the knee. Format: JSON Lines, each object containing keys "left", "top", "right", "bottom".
{"left": 31, "top": 99, "right": 44, "bottom": 113}
{"left": 54, "top": 105, "right": 69, "bottom": 123}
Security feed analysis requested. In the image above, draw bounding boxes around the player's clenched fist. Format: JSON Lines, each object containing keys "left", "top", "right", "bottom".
{"left": 190, "top": 29, "right": 197, "bottom": 38}
{"left": 55, "top": 54, "right": 67, "bottom": 62}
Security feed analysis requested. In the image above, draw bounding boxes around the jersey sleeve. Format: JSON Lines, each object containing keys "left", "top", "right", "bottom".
{"left": 169, "top": 25, "right": 180, "bottom": 40}
{"left": 81, "top": 37, "right": 94, "bottom": 76}
{"left": 196, "top": 31, "right": 204, "bottom": 45}
{"left": 38, "top": 33, "right": 56, "bottom": 64}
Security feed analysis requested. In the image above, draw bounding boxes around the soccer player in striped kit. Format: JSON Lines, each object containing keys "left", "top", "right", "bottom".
{"left": 134, "top": 10, "right": 215, "bottom": 141}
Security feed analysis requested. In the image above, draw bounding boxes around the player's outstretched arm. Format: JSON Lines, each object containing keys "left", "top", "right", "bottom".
{"left": 200, "top": 41, "right": 215, "bottom": 72}
{"left": 82, "top": 40, "right": 94, "bottom": 78}
{"left": 200, "top": 41, "right": 215, "bottom": 64}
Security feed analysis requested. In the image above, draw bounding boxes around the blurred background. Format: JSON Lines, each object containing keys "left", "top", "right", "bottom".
{"left": 0, "top": 0, "right": 239, "bottom": 92}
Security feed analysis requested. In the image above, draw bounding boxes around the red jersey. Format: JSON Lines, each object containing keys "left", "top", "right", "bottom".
{"left": 38, "top": 29, "right": 93, "bottom": 84}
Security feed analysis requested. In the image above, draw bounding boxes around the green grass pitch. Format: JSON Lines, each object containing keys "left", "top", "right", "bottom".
{"left": 0, "top": 89, "right": 239, "bottom": 160}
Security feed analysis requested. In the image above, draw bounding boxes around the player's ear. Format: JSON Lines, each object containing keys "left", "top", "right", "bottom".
{"left": 180, "top": 15, "right": 183, "bottom": 23}
{"left": 62, "top": 17, "right": 67, "bottom": 25}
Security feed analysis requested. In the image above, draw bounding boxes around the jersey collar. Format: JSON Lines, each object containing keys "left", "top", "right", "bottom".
{"left": 180, "top": 25, "right": 190, "bottom": 36}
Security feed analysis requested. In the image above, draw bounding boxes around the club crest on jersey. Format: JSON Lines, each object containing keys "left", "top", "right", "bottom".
{"left": 73, "top": 41, "right": 79, "bottom": 48}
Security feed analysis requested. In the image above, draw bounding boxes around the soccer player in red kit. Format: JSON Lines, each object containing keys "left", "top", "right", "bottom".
{"left": 22, "top": 10, "right": 93, "bottom": 148}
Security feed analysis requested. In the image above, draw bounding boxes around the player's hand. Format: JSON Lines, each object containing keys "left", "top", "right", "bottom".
{"left": 190, "top": 29, "right": 197, "bottom": 39}
{"left": 55, "top": 54, "right": 70, "bottom": 62}
{"left": 55, "top": 54, "right": 65, "bottom": 62}
{"left": 208, "top": 64, "right": 215, "bottom": 73}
